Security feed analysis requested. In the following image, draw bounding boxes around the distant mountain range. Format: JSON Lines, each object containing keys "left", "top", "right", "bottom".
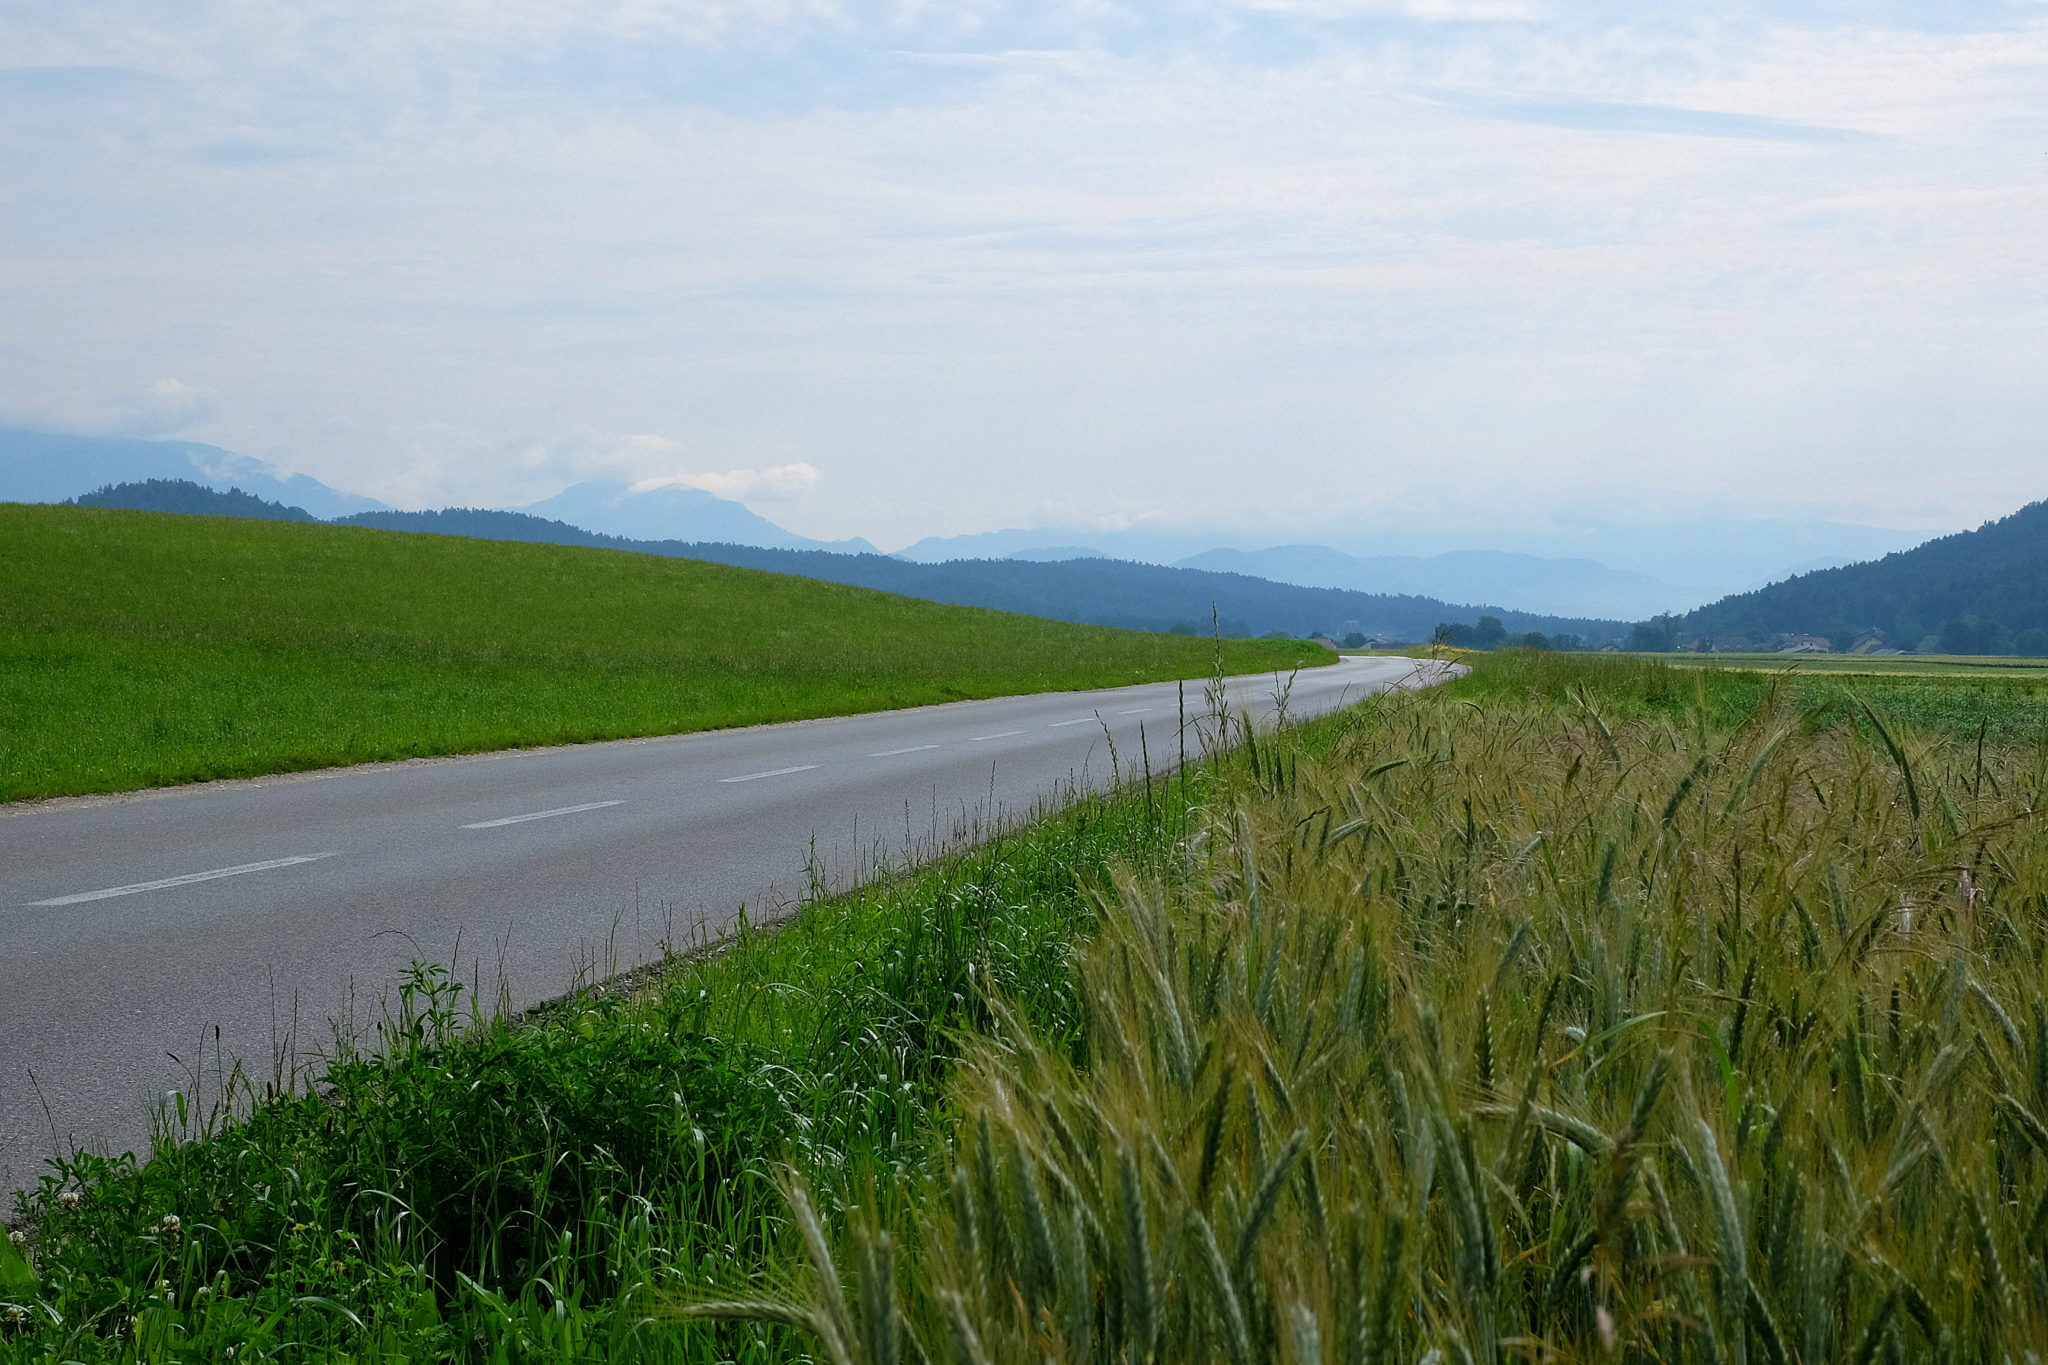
{"left": 0, "top": 428, "right": 387, "bottom": 519}
{"left": 0, "top": 430, "right": 870, "bottom": 554}
{"left": 1676, "top": 499, "right": 2048, "bottom": 655}
{"left": 895, "top": 521, "right": 1929, "bottom": 618}
{"left": 1, "top": 427, "right": 1943, "bottom": 625}
{"left": 512, "top": 479, "right": 877, "bottom": 553}
{"left": 56, "top": 480, "right": 1626, "bottom": 643}
{"left": 1176, "top": 546, "right": 1691, "bottom": 620}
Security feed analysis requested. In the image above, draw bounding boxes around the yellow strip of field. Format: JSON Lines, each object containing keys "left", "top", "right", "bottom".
{"left": 1643, "top": 651, "right": 2048, "bottom": 678}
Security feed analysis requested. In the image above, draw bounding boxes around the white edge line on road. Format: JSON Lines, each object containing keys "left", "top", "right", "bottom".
{"left": 719, "top": 765, "right": 820, "bottom": 783}
{"left": 462, "top": 800, "right": 625, "bottom": 829}
{"left": 28, "top": 853, "right": 341, "bottom": 906}
{"left": 1047, "top": 718, "right": 1096, "bottom": 728}
{"left": 970, "top": 731, "right": 1027, "bottom": 742}
{"left": 868, "top": 745, "right": 939, "bottom": 757}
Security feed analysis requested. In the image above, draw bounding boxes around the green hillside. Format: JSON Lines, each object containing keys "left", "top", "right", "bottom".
{"left": 65, "top": 478, "right": 1624, "bottom": 641}
{"left": 1677, "top": 497, "right": 2048, "bottom": 653}
{"left": 0, "top": 504, "right": 1326, "bottom": 802}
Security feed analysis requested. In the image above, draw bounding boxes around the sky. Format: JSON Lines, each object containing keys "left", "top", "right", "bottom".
{"left": 2, "top": 0, "right": 2045, "bottom": 551}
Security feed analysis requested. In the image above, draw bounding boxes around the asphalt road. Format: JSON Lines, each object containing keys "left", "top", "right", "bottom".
{"left": 1, "top": 654, "right": 1450, "bottom": 1197}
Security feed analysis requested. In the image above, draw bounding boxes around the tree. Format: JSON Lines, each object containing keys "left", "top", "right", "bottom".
{"left": 1167, "top": 621, "right": 1198, "bottom": 636}
{"left": 1939, "top": 615, "right": 2007, "bottom": 655}
{"left": 1341, "top": 632, "right": 1368, "bottom": 648}
{"left": 1474, "top": 616, "right": 1507, "bottom": 649}
{"left": 1625, "top": 615, "right": 1676, "bottom": 652}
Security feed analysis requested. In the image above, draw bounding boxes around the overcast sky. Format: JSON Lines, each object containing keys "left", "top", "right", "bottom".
{"left": 3, "top": 1, "right": 2044, "bottom": 549}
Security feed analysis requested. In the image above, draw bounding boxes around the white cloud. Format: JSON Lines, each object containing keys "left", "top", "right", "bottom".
{"left": 631, "top": 462, "right": 823, "bottom": 501}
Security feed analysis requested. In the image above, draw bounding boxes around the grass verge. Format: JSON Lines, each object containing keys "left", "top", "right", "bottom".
{"left": 0, "top": 504, "right": 1322, "bottom": 802}
{"left": 2, "top": 755, "right": 1216, "bottom": 1361}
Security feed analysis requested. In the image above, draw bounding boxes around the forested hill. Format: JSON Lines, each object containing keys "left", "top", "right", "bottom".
{"left": 52, "top": 481, "right": 1622, "bottom": 641}
{"left": 70, "top": 479, "right": 317, "bottom": 521}
{"left": 1681, "top": 499, "right": 2048, "bottom": 653}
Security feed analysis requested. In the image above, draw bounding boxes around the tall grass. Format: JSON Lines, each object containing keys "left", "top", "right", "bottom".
{"left": 0, "top": 504, "right": 1320, "bottom": 801}
{"left": 704, "top": 650, "right": 2048, "bottom": 1360}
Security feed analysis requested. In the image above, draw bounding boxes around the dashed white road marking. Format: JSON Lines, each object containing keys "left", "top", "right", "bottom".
{"left": 719, "top": 765, "right": 819, "bottom": 783}
{"left": 29, "top": 853, "right": 341, "bottom": 906}
{"left": 868, "top": 745, "right": 939, "bottom": 757}
{"left": 1047, "top": 718, "right": 1095, "bottom": 728}
{"left": 463, "top": 800, "right": 624, "bottom": 829}
{"left": 1116, "top": 707, "right": 1153, "bottom": 715}
{"left": 970, "top": 731, "right": 1027, "bottom": 742}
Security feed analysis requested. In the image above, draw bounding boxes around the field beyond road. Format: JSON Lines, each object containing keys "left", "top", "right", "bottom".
{"left": 0, "top": 504, "right": 1326, "bottom": 803}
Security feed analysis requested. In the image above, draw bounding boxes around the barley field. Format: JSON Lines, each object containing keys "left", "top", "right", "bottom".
{"left": 708, "top": 651, "right": 2048, "bottom": 1362}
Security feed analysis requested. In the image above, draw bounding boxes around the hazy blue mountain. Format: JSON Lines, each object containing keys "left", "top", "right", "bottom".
{"left": 515, "top": 480, "right": 876, "bottom": 554}
{"left": 0, "top": 428, "right": 387, "bottom": 518}
{"left": 69, "top": 479, "right": 315, "bottom": 521}
{"left": 1177, "top": 545, "right": 1696, "bottom": 620}
{"left": 895, "top": 517, "right": 1931, "bottom": 605}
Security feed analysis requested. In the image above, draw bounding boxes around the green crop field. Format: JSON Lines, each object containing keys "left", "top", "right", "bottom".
{"left": 0, "top": 504, "right": 1325, "bottom": 803}
{"left": 12, "top": 652, "right": 2048, "bottom": 1360}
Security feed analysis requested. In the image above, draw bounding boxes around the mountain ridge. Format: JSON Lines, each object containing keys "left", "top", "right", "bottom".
{"left": 1674, "top": 499, "right": 2048, "bottom": 655}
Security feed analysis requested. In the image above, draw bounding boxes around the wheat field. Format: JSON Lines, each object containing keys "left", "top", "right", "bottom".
{"left": 701, "top": 652, "right": 2048, "bottom": 1362}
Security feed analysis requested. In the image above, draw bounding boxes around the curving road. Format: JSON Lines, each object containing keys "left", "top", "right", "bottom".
{"left": 0, "top": 655, "right": 1452, "bottom": 1197}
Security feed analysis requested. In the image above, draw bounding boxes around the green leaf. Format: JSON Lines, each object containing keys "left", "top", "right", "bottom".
{"left": 0, "top": 1232, "right": 38, "bottom": 1295}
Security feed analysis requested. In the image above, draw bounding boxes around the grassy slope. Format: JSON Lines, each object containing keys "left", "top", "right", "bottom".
{"left": 0, "top": 504, "right": 1324, "bottom": 802}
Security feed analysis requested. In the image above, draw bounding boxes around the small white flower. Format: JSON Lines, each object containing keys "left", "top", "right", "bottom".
{"left": 159, "top": 1214, "right": 182, "bottom": 1234}
{"left": 6, "top": 1229, "right": 24, "bottom": 1248}
{"left": 56, "top": 1190, "right": 82, "bottom": 1211}
{"left": 2, "top": 1304, "right": 29, "bottom": 1328}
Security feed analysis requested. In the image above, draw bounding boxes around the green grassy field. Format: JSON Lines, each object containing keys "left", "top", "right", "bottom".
{"left": 0, "top": 504, "right": 1324, "bottom": 803}
{"left": 13, "top": 654, "right": 2048, "bottom": 1359}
